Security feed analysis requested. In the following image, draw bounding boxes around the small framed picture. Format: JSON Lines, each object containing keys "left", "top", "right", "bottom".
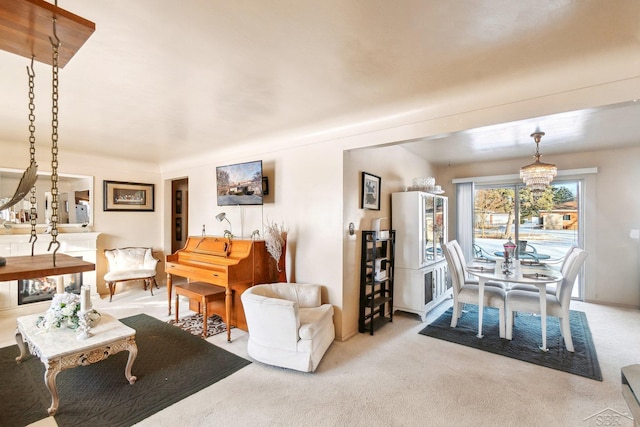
{"left": 104, "top": 180, "right": 155, "bottom": 211}
{"left": 361, "top": 172, "right": 381, "bottom": 210}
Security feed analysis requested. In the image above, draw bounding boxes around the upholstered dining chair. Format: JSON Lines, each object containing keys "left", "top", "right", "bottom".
{"left": 443, "top": 241, "right": 507, "bottom": 337}
{"left": 450, "top": 240, "right": 505, "bottom": 289}
{"left": 510, "top": 245, "right": 579, "bottom": 294}
{"left": 505, "top": 248, "right": 588, "bottom": 352}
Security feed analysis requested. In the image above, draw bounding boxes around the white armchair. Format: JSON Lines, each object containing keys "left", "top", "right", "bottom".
{"left": 241, "top": 283, "right": 335, "bottom": 372}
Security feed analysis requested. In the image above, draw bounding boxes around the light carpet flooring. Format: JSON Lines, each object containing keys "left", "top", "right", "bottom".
{"left": 1, "top": 284, "right": 639, "bottom": 427}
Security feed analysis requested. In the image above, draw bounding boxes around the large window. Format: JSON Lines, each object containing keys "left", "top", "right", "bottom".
{"left": 473, "top": 180, "right": 583, "bottom": 298}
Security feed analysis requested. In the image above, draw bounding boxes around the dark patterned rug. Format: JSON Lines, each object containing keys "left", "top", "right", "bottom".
{"left": 419, "top": 305, "right": 602, "bottom": 381}
{"left": 168, "top": 313, "right": 231, "bottom": 338}
{"left": 0, "top": 313, "right": 250, "bottom": 427}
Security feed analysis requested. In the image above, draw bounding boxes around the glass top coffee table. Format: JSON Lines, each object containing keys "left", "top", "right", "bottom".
{"left": 15, "top": 312, "right": 137, "bottom": 415}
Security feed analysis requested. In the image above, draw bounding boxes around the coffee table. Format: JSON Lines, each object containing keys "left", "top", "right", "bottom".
{"left": 15, "top": 312, "right": 138, "bottom": 415}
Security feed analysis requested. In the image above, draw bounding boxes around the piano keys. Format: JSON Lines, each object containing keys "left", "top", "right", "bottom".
{"left": 165, "top": 236, "right": 279, "bottom": 340}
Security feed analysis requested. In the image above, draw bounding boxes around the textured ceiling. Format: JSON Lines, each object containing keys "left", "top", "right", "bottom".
{"left": 0, "top": 0, "right": 639, "bottom": 166}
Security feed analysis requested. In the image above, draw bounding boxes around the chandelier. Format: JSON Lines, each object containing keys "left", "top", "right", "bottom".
{"left": 520, "top": 131, "right": 557, "bottom": 192}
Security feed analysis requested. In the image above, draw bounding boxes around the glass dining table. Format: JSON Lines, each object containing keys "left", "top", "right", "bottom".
{"left": 466, "top": 260, "right": 563, "bottom": 351}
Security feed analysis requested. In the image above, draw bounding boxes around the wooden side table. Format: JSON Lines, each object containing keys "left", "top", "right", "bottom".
{"left": 175, "top": 281, "right": 227, "bottom": 340}
{"left": 15, "top": 313, "right": 137, "bottom": 416}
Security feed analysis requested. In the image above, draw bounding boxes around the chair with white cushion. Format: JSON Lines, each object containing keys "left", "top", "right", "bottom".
{"left": 510, "top": 245, "right": 579, "bottom": 294}
{"left": 505, "top": 248, "right": 588, "bottom": 352}
{"left": 241, "top": 282, "right": 335, "bottom": 372}
{"left": 443, "top": 241, "right": 506, "bottom": 338}
{"left": 104, "top": 247, "right": 159, "bottom": 301}
{"left": 450, "top": 240, "right": 505, "bottom": 289}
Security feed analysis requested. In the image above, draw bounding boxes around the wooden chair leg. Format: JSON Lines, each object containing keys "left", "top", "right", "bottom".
{"left": 202, "top": 298, "right": 208, "bottom": 338}
{"left": 175, "top": 294, "right": 179, "bottom": 323}
{"left": 108, "top": 282, "right": 115, "bottom": 302}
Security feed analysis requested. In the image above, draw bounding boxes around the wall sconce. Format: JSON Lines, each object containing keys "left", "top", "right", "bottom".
{"left": 215, "top": 212, "right": 232, "bottom": 235}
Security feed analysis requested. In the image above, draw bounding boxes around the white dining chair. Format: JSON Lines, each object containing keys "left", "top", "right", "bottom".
{"left": 509, "top": 245, "right": 579, "bottom": 295}
{"left": 450, "top": 240, "right": 505, "bottom": 289}
{"left": 443, "top": 241, "right": 507, "bottom": 337}
{"left": 505, "top": 248, "right": 588, "bottom": 352}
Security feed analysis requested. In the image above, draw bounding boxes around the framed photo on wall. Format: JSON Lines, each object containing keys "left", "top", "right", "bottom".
{"left": 104, "top": 180, "right": 155, "bottom": 211}
{"left": 361, "top": 172, "right": 381, "bottom": 210}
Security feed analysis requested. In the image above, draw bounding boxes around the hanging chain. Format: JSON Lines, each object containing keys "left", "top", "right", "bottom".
{"left": 48, "top": 19, "right": 61, "bottom": 266}
{"left": 27, "top": 57, "right": 39, "bottom": 255}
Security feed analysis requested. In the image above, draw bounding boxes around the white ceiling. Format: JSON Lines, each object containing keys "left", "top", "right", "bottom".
{"left": 0, "top": 0, "right": 639, "bottom": 166}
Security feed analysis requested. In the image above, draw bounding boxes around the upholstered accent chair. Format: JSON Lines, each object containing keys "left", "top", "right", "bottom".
{"left": 443, "top": 241, "right": 507, "bottom": 338}
{"left": 240, "top": 283, "right": 335, "bottom": 372}
{"left": 104, "top": 247, "right": 159, "bottom": 301}
{"left": 506, "top": 248, "right": 588, "bottom": 352}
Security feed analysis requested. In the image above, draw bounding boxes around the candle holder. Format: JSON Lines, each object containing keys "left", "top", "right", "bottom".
{"left": 76, "top": 309, "right": 101, "bottom": 340}
{"left": 502, "top": 237, "right": 517, "bottom": 275}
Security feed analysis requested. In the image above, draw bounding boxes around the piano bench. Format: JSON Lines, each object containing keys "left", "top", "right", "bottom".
{"left": 175, "top": 282, "right": 227, "bottom": 338}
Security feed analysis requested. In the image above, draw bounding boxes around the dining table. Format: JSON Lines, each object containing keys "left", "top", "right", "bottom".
{"left": 466, "top": 259, "right": 563, "bottom": 351}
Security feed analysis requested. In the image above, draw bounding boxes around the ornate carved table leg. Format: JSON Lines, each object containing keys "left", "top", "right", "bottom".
{"left": 124, "top": 338, "right": 138, "bottom": 384}
{"left": 14, "top": 329, "right": 28, "bottom": 362}
{"left": 44, "top": 361, "right": 61, "bottom": 415}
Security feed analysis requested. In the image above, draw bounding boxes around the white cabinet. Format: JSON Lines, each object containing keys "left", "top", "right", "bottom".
{"left": 392, "top": 191, "right": 450, "bottom": 320}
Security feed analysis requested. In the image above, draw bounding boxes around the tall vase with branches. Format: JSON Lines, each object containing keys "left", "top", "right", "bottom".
{"left": 265, "top": 220, "right": 288, "bottom": 282}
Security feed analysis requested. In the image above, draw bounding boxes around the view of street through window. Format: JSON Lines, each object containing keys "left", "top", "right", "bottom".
{"left": 473, "top": 181, "right": 581, "bottom": 296}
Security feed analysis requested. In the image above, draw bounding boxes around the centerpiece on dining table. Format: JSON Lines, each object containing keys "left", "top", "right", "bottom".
{"left": 502, "top": 237, "right": 517, "bottom": 275}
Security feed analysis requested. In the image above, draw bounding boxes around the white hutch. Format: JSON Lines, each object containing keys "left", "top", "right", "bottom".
{"left": 391, "top": 191, "right": 450, "bottom": 321}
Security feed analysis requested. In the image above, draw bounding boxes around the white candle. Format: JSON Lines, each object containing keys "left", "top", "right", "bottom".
{"left": 81, "top": 286, "right": 91, "bottom": 312}
{"left": 56, "top": 276, "right": 64, "bottom": 294}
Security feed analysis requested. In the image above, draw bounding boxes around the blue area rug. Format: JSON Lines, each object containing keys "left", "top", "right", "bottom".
{"left": 419, "top": 305, "right": 602, "bottom": 381}
{"left": 0, "top": 313, "right": 250, "bottom": 427}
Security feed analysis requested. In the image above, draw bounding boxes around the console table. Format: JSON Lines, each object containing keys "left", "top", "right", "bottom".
{"left": 15, "top": 312, "right": 137, "bottom": 415}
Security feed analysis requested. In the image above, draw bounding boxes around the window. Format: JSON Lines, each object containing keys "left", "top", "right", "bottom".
{"left": 472, "top": 180, "right": 583, "bottom": 299}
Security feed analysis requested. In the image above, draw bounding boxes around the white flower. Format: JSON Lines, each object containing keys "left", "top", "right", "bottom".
{"left": 36, "top": 292, "right": 98, "bottom": 332}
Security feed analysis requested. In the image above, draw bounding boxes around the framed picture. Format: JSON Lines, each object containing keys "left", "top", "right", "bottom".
{"left": 361, "top": 172, "right": 381, "bottom": 210}
{"left": 103, "top": 180, "right": 154, "bottom": 211}
{"left": 175, "top": 217, "right": 182, "bottom": 241}
{"left": 175, "top": 190, "right": 182, "bottom": 214}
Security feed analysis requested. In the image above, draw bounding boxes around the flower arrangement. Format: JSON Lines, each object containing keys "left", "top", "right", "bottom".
{"left": 264, "top": 220, "right": 288, "bottom": 272}
{"left": 36, "top": 292, "right": 100, "bottom": 332}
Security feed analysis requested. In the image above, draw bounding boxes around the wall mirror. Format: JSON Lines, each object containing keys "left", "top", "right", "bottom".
{"left": 0, "top": 167, "right": 93, "bottom": 227}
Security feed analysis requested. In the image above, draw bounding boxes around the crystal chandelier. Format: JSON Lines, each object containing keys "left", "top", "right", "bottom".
{"left": 520, "top": 131, "right": 557, "bottom": 192}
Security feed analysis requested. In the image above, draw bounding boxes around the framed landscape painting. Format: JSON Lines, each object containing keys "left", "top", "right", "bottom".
{"left": 361, "top": 172, "right": 381, "bottom": 210}
{"left": 104, "top": 180, "right": 154, "bottom": 211}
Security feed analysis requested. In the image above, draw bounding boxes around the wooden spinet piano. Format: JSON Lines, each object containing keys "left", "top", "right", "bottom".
{"left": 165, "top": 236, "right": 279, "bottom": 340}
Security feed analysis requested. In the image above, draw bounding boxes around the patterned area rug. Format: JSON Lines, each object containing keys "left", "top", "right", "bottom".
{"left": 168, "top": 313, "right": 231, "bottom": 338}
{"left": 0, "top": 313, "right": 250, "bottom": 427}
{"left": 419, "top": 305, "right": 602, "bottom": 381}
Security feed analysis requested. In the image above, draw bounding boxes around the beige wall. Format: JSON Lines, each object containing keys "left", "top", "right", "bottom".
{"left": 342, "top": 145, "right": 435, "bottom": 339}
